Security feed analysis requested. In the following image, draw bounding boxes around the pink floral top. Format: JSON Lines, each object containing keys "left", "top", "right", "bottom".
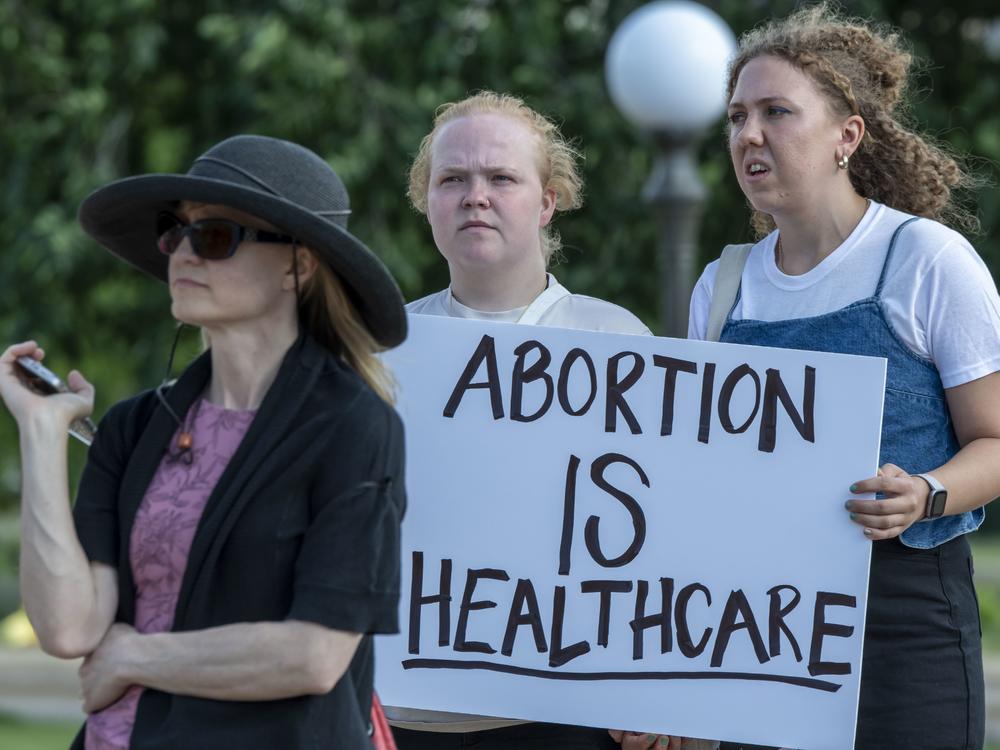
{"left": 85, "top": 398, "right": 256, "bottom": 750}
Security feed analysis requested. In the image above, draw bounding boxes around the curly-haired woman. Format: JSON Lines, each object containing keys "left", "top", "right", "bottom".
{"left": 688, "top": 6, "right": 1000, "bottom": 749}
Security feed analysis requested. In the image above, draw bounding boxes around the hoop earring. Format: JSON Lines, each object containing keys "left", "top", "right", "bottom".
{"left": 837, "top": 153, "right": 850, "bottom": 170}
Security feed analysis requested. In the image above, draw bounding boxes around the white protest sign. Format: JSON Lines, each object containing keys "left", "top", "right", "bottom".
{"left": 376, "top": 314, "right": 886, "bottom": 750}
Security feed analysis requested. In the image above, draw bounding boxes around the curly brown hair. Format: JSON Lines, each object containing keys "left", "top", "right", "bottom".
{"left": 727, "top": 3, "right": 979, "bottom": 236}
{"left": 407, "top": 90, "right": 583, "bottom": 264}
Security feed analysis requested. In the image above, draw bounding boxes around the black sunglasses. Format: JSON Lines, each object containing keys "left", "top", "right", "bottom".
{"left": 156, "top": 211, "right": 297, "bottom": 260}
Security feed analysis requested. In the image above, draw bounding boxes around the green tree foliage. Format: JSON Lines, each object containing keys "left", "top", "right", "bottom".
{"left": 1, "top": 0, "right": 997, "bottom": 519}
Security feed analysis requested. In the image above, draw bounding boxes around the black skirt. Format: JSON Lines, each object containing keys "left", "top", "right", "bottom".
{"left": 856, "top": 534, "right": 984, "bottom": 749}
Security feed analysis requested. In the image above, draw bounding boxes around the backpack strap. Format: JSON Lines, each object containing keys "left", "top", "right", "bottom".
{"left": 706, "top": 243, "right": 753, "bottom": 342}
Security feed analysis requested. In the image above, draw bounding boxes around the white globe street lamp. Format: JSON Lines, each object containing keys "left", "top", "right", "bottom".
{"left": 605, "top": 0, "right": 737, "bottom": 337}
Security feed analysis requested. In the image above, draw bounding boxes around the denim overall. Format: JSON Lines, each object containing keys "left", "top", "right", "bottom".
{"left": 720, "top": 218, "right": 985, "bottom": 749}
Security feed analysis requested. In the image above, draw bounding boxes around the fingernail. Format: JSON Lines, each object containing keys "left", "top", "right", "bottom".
{"left": 659, "top": 739, "right": 670, "bottom": 748}
{"left": 844, "top": 500, "right": 852, "bottom": 509}
{"left": 849, "top": 484, "right": 858, "bottom": 493}
{"left": 646, "top": 735, "right": 657, "bottom": 742}
{"left": 849, "top": 512, "right": 857, "bottom": 520}
{"left": 863, "top": 528, "right": 873, "bottom": 536}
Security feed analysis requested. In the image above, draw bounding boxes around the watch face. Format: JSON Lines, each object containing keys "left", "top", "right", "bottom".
{"left": 928, "top": 489, "right": 948, "bottom": 519}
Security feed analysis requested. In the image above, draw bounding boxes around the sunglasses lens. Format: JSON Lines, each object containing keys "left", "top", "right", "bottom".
{"left": 194, "top": 221, "right": 239, "bottom": 260}
{"left": 156, "top": 213, "right": 183, "bottom": 255}
{"left": 154, "top": 213, "right": 244, "bottom": 260}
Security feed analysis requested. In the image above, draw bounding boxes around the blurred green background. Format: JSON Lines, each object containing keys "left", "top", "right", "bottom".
{"left": 1, "top": 5, "right": 1000, "bottom": 746}
{"left": 1, "top": 0, "right": 999, "bottom": 611}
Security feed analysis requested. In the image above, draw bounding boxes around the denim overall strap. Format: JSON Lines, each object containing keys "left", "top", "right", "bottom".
{"left": 720, "top": 218, "right": 983, "bottom": 548}
{"left": 873, "top": 217, "right": 919, "bottom": 297}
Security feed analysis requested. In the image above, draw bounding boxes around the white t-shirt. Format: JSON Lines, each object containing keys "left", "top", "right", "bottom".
{"left": 688, "top": 201, "right": 1000, "bottom": 388}
{"left": 406, "top": 273, "right": 652, "bottom": 335}
{"left": 387, "top": 273, "right": 649, "bottom": 733}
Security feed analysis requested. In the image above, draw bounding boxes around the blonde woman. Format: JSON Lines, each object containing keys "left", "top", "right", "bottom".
{"left": 388, "top": 91, "right": 655, "bottom": 749}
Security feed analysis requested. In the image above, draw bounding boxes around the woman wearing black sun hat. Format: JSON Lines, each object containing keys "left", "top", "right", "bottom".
{"left": 0, "top": 134, "right": 407, "bottom": 749}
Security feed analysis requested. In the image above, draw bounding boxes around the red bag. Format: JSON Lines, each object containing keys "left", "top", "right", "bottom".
{"left": 371, "top": 692, "right": 397, "bottom": 750}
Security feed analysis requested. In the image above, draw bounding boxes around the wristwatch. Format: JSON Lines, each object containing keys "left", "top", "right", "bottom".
{"left": 915, "top": 473, "right": 948, "bottom": 519}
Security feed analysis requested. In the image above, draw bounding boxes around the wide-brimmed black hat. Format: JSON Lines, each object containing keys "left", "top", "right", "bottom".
{"left": 78, "top": 134, "right": 406, "bottom": 347}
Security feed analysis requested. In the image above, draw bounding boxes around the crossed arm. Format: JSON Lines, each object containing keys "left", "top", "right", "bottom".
{"left": 79, "top": 619, "right": 361, "bottom": 712}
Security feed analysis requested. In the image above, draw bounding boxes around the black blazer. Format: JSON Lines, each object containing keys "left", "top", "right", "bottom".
{"left": 71, "top": 334, "right": 405, "bottom": 749}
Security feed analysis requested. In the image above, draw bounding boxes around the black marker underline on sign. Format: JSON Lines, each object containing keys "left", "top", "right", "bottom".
{"left": 400, "top": 659, "right": 842, "bottom": 693}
